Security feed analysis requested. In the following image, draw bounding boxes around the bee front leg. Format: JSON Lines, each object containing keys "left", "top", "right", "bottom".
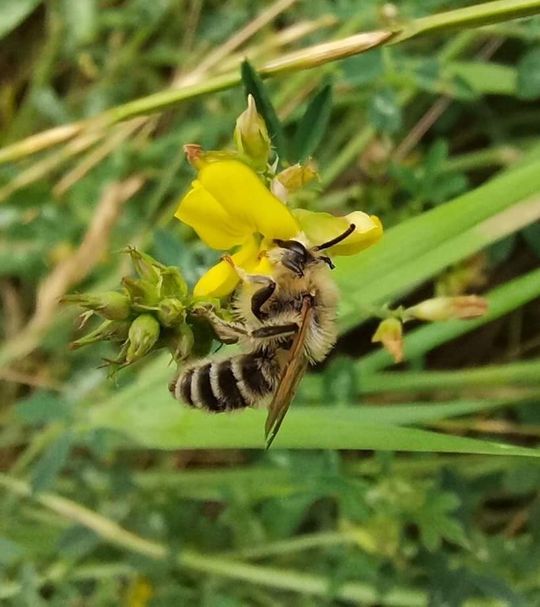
{"left": 222, "top": 255, "right": 277, "bottom": 322}
{"left": 251, "top": 282, "right": 276, "bottom": 321}
{"left": 223, "top": 255, "right": 275, "bottom": 286}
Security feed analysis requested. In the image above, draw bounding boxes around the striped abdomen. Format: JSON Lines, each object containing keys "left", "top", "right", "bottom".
{"left": 171, "top": 351, "right": 281, "bottom": 412}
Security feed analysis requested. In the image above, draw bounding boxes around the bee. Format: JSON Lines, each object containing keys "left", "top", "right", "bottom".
{"left": 169, "top": 224, "right": 356, "bottom": 447}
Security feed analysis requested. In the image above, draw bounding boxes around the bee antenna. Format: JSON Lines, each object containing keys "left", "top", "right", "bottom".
{"left": 314, "top": 223, "right": 355, "bottom": 251}
{"left": 320, "top": 255, "right": 335, "bottom": 269}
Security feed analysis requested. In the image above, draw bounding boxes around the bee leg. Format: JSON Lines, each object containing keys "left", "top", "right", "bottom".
{"left": 192, "top": 307, "right": 247, "bottom": 344}
{"left": 251, "top": 323, "right": 298, "bottom": 339}
{"left": 251, "top": 282, "right": 276, "bottom": 321}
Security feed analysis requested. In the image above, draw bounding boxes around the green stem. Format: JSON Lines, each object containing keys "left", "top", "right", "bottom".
{"left": 443, "top": 145, "right": 523, "bottom": 172}
{"left": 358, "top": 268, "right": 540, "bottom": 374}
{"left": 221, "top": 531, "right": 354, "bottom": 560}
{"left": 0, "top": 473, "right": 166, "bottom": 560}
{"left": 1, "top": 0, "right": 539, "bottom": 165}
{"left": 392, "top": 0, "right": 540, "bottom": 42}
{"left": 177, "top": 552, "right": 427, "bottom": 607}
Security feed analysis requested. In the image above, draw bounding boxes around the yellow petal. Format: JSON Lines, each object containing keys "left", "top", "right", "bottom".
{"left": 197, "top": 160, "right": 299, "bottom": 240}
{"left": 332, "top": 212, "right": 383, "bottom": 256}
{"left": 193, "top": 258, "right": 239, "bottom": 298}
{"left": 252, "top": 254, "right": 274, "bottom": 276}
{"left": 175, "top": 181, "right": 248, "bottom": 250}
{"left": 193, "top": 237, "right": 259, "bottom": 298}
{"left": 293, "top": 209, "right": 383, "bottom": 256}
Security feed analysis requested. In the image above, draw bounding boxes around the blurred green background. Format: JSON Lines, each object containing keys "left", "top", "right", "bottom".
{"left": 1, "top": 0, "right": 540, "bottom": 605}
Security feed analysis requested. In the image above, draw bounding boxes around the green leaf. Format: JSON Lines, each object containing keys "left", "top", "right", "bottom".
{"left": 368, "top": 88, "right": 402, "bottom": 134}
{"left": 31, "top": 431, "right": 74, "bottom": 493}
{"left": 488, "top": 234, "right": 516, "bottom": 264}
{"left": 321, "top": 357, "right": 358, "bottom": 404}
{"left": 522, "top": 223, "right": 540, "bottom": 258}
{"left": 59, "top": 0, "right": 97, "bottom": 47}
{"left": 84, "top": 375, "right": 539, "bottom": 455}
{"left": 0, "top": 537, "right": 24, "bottom": 566}
{"left": 240, "top": 60, "right": 286, "bottom": 161}
{"left": 341, "top": 50, "right": 384, "bottom": 87}
{"left": 0, "top": 0, "right": 42, "bottom": 40}
{"left": 517, "top": 47, "right": 540, "bottom": 100}
{"left": 416, "top": 490, "right": 466, "bottom": 551}
{"left": 445, "top": 61, "right": 517, "bottom": 97}
{"left": 410, "top": 57, "right": 440, "bottom": 93}
{"left": 15, "top": 392, "right": 72, "bottom": 425}
{"left": 292, "top": 83, "right": 332, "bottom": 162}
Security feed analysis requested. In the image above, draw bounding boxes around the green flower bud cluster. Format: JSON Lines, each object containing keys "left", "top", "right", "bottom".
{"left": 64, "top": 248, "right": 224, "bottom": 369}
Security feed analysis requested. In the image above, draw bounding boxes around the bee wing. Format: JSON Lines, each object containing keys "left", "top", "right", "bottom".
{"left": 265, "top": 295, "right": 313, "bottom": 449}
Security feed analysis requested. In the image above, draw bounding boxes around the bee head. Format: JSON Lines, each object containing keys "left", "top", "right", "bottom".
{"left": 273, "top": 224, "right": 355, "bottom": 277}
{"left": 272, "top": 239, "right": 313, "bottom": 277}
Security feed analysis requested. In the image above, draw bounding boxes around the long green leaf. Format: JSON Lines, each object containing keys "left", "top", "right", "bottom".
{"left": 0, "top": 0, "right": 42, "bottom": 40}
{"left": 83, "top": 371, "right": 538, "bottom": 455}
{"left": 349, "top": 360, "right": 540, "bottom": 395}
{"left": 84, "top": 399, "right": 538, "bottom": 455}
{"left": 299, "top": 360, "right": 540, "bottom": 401}
{"left": 292, "top": 82, "right": 333, "bottom": 161}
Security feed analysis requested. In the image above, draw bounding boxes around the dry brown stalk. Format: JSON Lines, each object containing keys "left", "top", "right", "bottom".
{"left": 0, "top": 176, "right": 144, "bottom": 367}
{"left": 53, "top": 117, "right": 147, "bottom": 196}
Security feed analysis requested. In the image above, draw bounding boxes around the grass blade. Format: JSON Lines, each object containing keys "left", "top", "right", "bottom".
{"left": 84, "top": 375, "right": 538, "bottom": 455}
{"left": 335, "top": 158, "right": 540, "bottom": 331}
{"left": 292, "top": 82, "right": 332, "bottom": 161}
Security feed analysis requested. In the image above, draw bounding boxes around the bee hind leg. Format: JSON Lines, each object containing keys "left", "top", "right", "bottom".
{"left": 251, "top": 322, "right": 298, "bottom": 339}
{"left": 192, "top": 306, "right": 246, "bottom": 344}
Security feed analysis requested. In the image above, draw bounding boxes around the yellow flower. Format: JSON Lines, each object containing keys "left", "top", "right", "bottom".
{"left": 176, "top": 159, "right": 298, "bottom": 297}
{"left": 371, "top": 317, "right": 403, "bottom": 363}
{"left": 175, "top": 158, "right": 383, "bottom": 298}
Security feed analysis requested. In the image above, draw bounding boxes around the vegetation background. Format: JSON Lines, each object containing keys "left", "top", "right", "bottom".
{"left": 1, "top": 0, "right": 540, "bottom": 604}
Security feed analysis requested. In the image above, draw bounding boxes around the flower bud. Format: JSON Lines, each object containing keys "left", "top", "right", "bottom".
{"left": 371, "top": 318, "right": 403, "bottom": 363}
{"left": 70, "top": 320, "right": 130, "bottom": 349}
{"left": 157, "top": 298, "right": 185, "bottom": 327}
{"left": 159, "top": 267, "right": 188, "bottom": 299}
{"left": 275, "top": 160, "right": 318, "bottom": 193}
{"left": 125, "top": 247, "right": 162, "bottom": 283}
{"left": 165, "top": 323, "right": 194, "bottom": 362}
{"left": 126, "top": 314, "right": 160, "bottom": 363}
{"left": 122, "top": 277, "right": 160, "bottom": 308}
{"left": 62, "top": 291, "right": 131, "bottom": 320}
{"left": 234, "top": 94, "right": 271, "bottom": 169}
{"left": 184, "top": 144, "right": 204, "bottom": 167}
{"left": 406, "top": 296, "right": 488, "bottom": 322}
